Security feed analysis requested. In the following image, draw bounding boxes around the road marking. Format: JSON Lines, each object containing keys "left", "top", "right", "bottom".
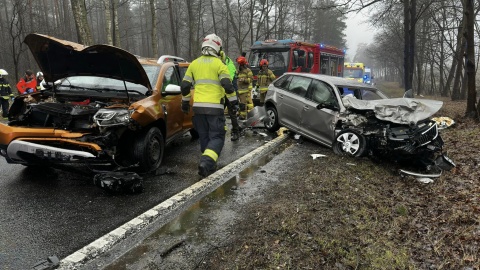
{"left": 59, "top": 128, "right": 288, "bottom": 269}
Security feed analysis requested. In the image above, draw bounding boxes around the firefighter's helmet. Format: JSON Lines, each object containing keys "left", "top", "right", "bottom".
{"left": 201, "top": 34, "right": 223, "bottom": 56}
{"left": 236, "top": 56, "right": 247, "bottom": 66}
{"left": 0, "top": 69, "right": 8, "bottom": 78}
{"left": 259, "top": 59, "right": 269, "bottom": 67}
{"left": 37, "top": 71, "right": 43, "bottom": 77}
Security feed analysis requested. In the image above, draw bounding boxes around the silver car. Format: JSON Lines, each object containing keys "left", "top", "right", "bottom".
{"left": 263, "top": 73, "right": 454, "bottom": 175}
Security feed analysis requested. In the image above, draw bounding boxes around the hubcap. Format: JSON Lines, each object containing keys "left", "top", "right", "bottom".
{"left": 337, "top": 132, "right": 360, "bottom": 154}
{"left": 266, "top": 109, "right": 275, "bottom": 128}
{"left": 149, "top": 137, "right": 161, "bottom": 162}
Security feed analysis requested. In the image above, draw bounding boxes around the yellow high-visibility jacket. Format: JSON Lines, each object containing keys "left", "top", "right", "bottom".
{"left": 257, "top": 69, "right": 276, "bottom": 91}
{"left": 182, "top": 55, "right": 231, "bottom": 114}
{"left": 237, "top": 67, "right": 253, "bottom": 94}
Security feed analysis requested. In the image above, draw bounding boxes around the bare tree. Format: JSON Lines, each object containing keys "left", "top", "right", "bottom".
{"left": 70, "top": 0, "right": 93, "bottom": 45}
{"left": 462, "top": 0, "right": 478, "bottom": 119}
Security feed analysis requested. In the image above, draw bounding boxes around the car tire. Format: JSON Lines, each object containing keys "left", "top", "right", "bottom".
{"left": 189, "top": 128, "right": 199, "bottom": 140}
{"left": 333, "top": 129, "right": 367, "bottom": 157}
{"left": 264, "top": 106, "right": 280, "bottom": 132}
{"left": 132, "top": 127, "right": 165, "bottom": 172}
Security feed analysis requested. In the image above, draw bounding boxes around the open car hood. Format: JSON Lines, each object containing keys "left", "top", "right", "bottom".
{"left": 24, "top": 33, "right": 152, "bottom": 89}
{"left": 342, "top": 96, "right": 443, "bottom": 124}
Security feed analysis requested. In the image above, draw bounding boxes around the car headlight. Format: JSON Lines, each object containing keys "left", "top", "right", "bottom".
{"left": 94, "top": 109, "right": 132, "bottom": 127}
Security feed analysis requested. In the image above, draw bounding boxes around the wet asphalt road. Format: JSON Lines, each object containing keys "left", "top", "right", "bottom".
{"left": 0, "top": 126, "right": 275, "bottom": 270}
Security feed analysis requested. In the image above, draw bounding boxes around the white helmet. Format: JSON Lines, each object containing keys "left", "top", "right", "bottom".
{"left": 37, "top": 71, "right": 43, "bottom": 77}
{"left": 0, "top": 69, "right": 8, "bottom": 78}
{"left": 201, "top": 34, "right": 222, "bottom": 56}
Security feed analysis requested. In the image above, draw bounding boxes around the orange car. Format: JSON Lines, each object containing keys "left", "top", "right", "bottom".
{"left": 0, "top": 33, "right": 194, "bottom": 172}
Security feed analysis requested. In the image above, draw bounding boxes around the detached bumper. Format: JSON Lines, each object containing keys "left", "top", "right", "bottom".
{"left": 5, "top": 140, "right": 96, "bottom": 163}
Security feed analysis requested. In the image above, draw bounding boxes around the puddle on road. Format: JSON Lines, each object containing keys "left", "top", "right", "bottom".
{"left": 104, "top": 144, "right": 290, "bottom": 269}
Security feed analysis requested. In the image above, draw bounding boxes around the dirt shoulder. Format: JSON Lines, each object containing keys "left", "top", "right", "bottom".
{"left": 202, "top": 99, "right": 480, "bottom": 269}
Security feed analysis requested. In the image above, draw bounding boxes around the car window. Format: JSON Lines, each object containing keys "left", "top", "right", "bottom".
{"left": 308, "top": 79, "right": 336, "bottom": 104}
{"left": 143, "top": 64, "right": 161, "bottom": 86}
{"left": 162, "top": 66, "right": 180, "bottom": 92}
{"left": 360, "top": 89, "right": 383, "bottom": 100}
{"left": 273, "top": 75, "right": 289, "bottom": 88}
{"left": 286, "top": 76, "right": 311, "bottom": 97}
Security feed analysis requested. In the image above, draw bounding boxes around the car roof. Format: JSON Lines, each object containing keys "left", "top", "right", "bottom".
{"left": 282, "top": 72, "right": 377, "bottom": 89}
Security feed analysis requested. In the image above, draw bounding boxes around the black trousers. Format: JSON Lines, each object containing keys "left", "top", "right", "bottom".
{"left": 0, "top": 98, "right": 9, "bottom": 117}
{"left": 224, "top": 98, "right": 240, "bottom": 132}
{"left": 193, "top": 114, "right": 226, "bottom": 167}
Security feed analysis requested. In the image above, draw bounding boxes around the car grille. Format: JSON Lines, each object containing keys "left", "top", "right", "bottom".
{"left": 416, "top": 122, "right": 438, "bottom": 146}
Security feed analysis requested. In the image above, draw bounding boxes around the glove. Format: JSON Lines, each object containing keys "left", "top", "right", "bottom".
{"left": 181, "top": 100, "right": 190, "bottom": 114}
{"left": 230, "top": 100, "right": 239, "bottom": 113}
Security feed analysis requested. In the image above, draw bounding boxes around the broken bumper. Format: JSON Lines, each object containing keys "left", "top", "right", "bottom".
{"left": 4, "top": 140, "right": 96, "bottom": 163}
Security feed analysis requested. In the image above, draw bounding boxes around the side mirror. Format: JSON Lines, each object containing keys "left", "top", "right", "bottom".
{"left": 164, "top": 84, "right": 182, "bottom": 95}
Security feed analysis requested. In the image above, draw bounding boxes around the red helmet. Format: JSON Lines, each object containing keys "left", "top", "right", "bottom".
{"left": 259, "top": 59, "right": 269, "bottom": 67}
{"left": 236, "top": 56, "right": 247, "bottom": 65}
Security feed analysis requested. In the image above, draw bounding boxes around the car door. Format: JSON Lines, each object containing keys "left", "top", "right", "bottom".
{"left": 276, "top": 75, "right": 312, "bottom": 131}
{"left": 160, "top": 65, "right": 184, "bottom": 138}
{"left": 299, "top": 79, "right": 339, "bottom": 146}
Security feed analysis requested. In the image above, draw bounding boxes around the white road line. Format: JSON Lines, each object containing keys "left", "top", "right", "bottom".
{"left": 59, "top": 128, "right": 288, "bottom": 269}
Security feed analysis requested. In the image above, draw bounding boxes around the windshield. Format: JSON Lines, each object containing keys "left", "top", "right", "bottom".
{"left": 339, "top": 86, "right": 388, "bottom": 100}
{"left": 249, "top": 50, "right": 289, "bottom": 69}
{"left": 143, "top": 64, "right": 161, "bottom": 87}
{"left": 344, "top": 69, "right": 363, "bottom": 79}
{"left": 57, "top": 76, "right": 149, "bottom": 95}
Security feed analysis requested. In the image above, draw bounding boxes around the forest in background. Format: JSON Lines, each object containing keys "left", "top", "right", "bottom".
{"left": 0, "top": 0, "right": 479, "bottom": 117}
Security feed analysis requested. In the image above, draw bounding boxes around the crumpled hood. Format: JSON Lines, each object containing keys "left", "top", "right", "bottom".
{"left": 342, "top": 96, "right": 443, "bottom": 124}
{"left": 23, "top": 33, "right": 152, "bottom": 89}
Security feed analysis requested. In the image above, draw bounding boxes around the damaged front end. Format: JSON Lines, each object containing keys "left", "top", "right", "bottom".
{"left": 1, "top": 95, "right": 139, "bottom": 166}
{"left": 337, "top": 97, "right": 455, "bottom": 176}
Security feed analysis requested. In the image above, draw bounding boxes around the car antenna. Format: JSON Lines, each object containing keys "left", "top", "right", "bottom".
{"left": 117, "top": 58, "right": 131, "bottom": 103}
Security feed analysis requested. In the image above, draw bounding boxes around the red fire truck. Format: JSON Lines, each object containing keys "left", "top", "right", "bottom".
{"left": 247, "top": 39, "right": 345, "bottom": 80}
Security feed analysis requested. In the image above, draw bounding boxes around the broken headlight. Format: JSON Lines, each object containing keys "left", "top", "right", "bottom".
{"left": 93, "top": 109, "right": 132, "bottom": 127}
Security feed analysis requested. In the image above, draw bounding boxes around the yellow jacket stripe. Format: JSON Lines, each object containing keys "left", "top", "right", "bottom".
{"left": 183, "top": 55, "right": 231, "bottom": 115}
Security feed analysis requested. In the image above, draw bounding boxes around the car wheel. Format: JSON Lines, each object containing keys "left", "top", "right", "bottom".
{"left": 264, "top": 106, "right": 280, "bottom": 132}
{"left": 133, "top": 127, "right": 165, "bottom": 172}
{"left": 333, "top": 129, "right": 367, "bottom": 157}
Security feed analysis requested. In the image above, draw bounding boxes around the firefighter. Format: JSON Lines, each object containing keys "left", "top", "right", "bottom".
{"left": 256, "top": 59, "right": 276, "bottom": 104}
{"left": 36, "top": 71, "right": 44, "bottom": 91}
{"left": 236, "top": 56, "right": 253, "bottom": 119}
{"left": 0, "top": 69, "right": 13, "bottom": 119}
{"left": 220, "top": 51, "right": 241, "bottom": 141}
{"left": 16, "top": 70, "right": 37, "bottom": 95}
{"left": 181, "top": 33, "right": 235, "bottom": 178}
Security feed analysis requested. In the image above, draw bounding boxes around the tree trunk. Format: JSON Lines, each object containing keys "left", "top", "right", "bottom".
{"left": 186, "top": 0, "right": 194, "bottom": 60}
{"left": 462, "top": 0, "right": 478, "bottom": 118}
{"left": 104, "top": 0, "right": 112, "bottom": 45}
{"left": 150, "top": 0, "right": 158, "bottom": 57}
{"left": 168, "top": 0, "right": 178, "bottom": 55}
{"left": 451, "top": 41, "right": 464, "bottom": 100}
{"left": 70, "top": 0, "right": 93, "bottom": 45}
{"left": 403, "top": 0, "right": 416, "bottom": 94}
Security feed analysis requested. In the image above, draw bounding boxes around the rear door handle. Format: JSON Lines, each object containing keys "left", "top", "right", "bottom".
{"left": 279, "top": 94, "right": 284, "bottom": 99}
{"left": 303, "top": 105, "right": 309, "bottom": 111}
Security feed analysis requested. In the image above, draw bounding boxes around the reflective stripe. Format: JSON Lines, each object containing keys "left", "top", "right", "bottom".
{"left": 193, "top": 102, "right": 224, "bottom": 109}
{"left": 227, "top": 96, "right": 238, "bottom": 102}
{"left": 182, "top": 96, "right": 191, "bottom": 101}
{"left": 219, "top": 74, "right": 230, "bottom": 80}
{"left": 194, "top": 79, "right": 221, "bottom": 86}
{"left": 183, "top": 75, "right": 193, "bottom": 82}
{"left": 202, "top": 149, "right": 218, "bottom": 161}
